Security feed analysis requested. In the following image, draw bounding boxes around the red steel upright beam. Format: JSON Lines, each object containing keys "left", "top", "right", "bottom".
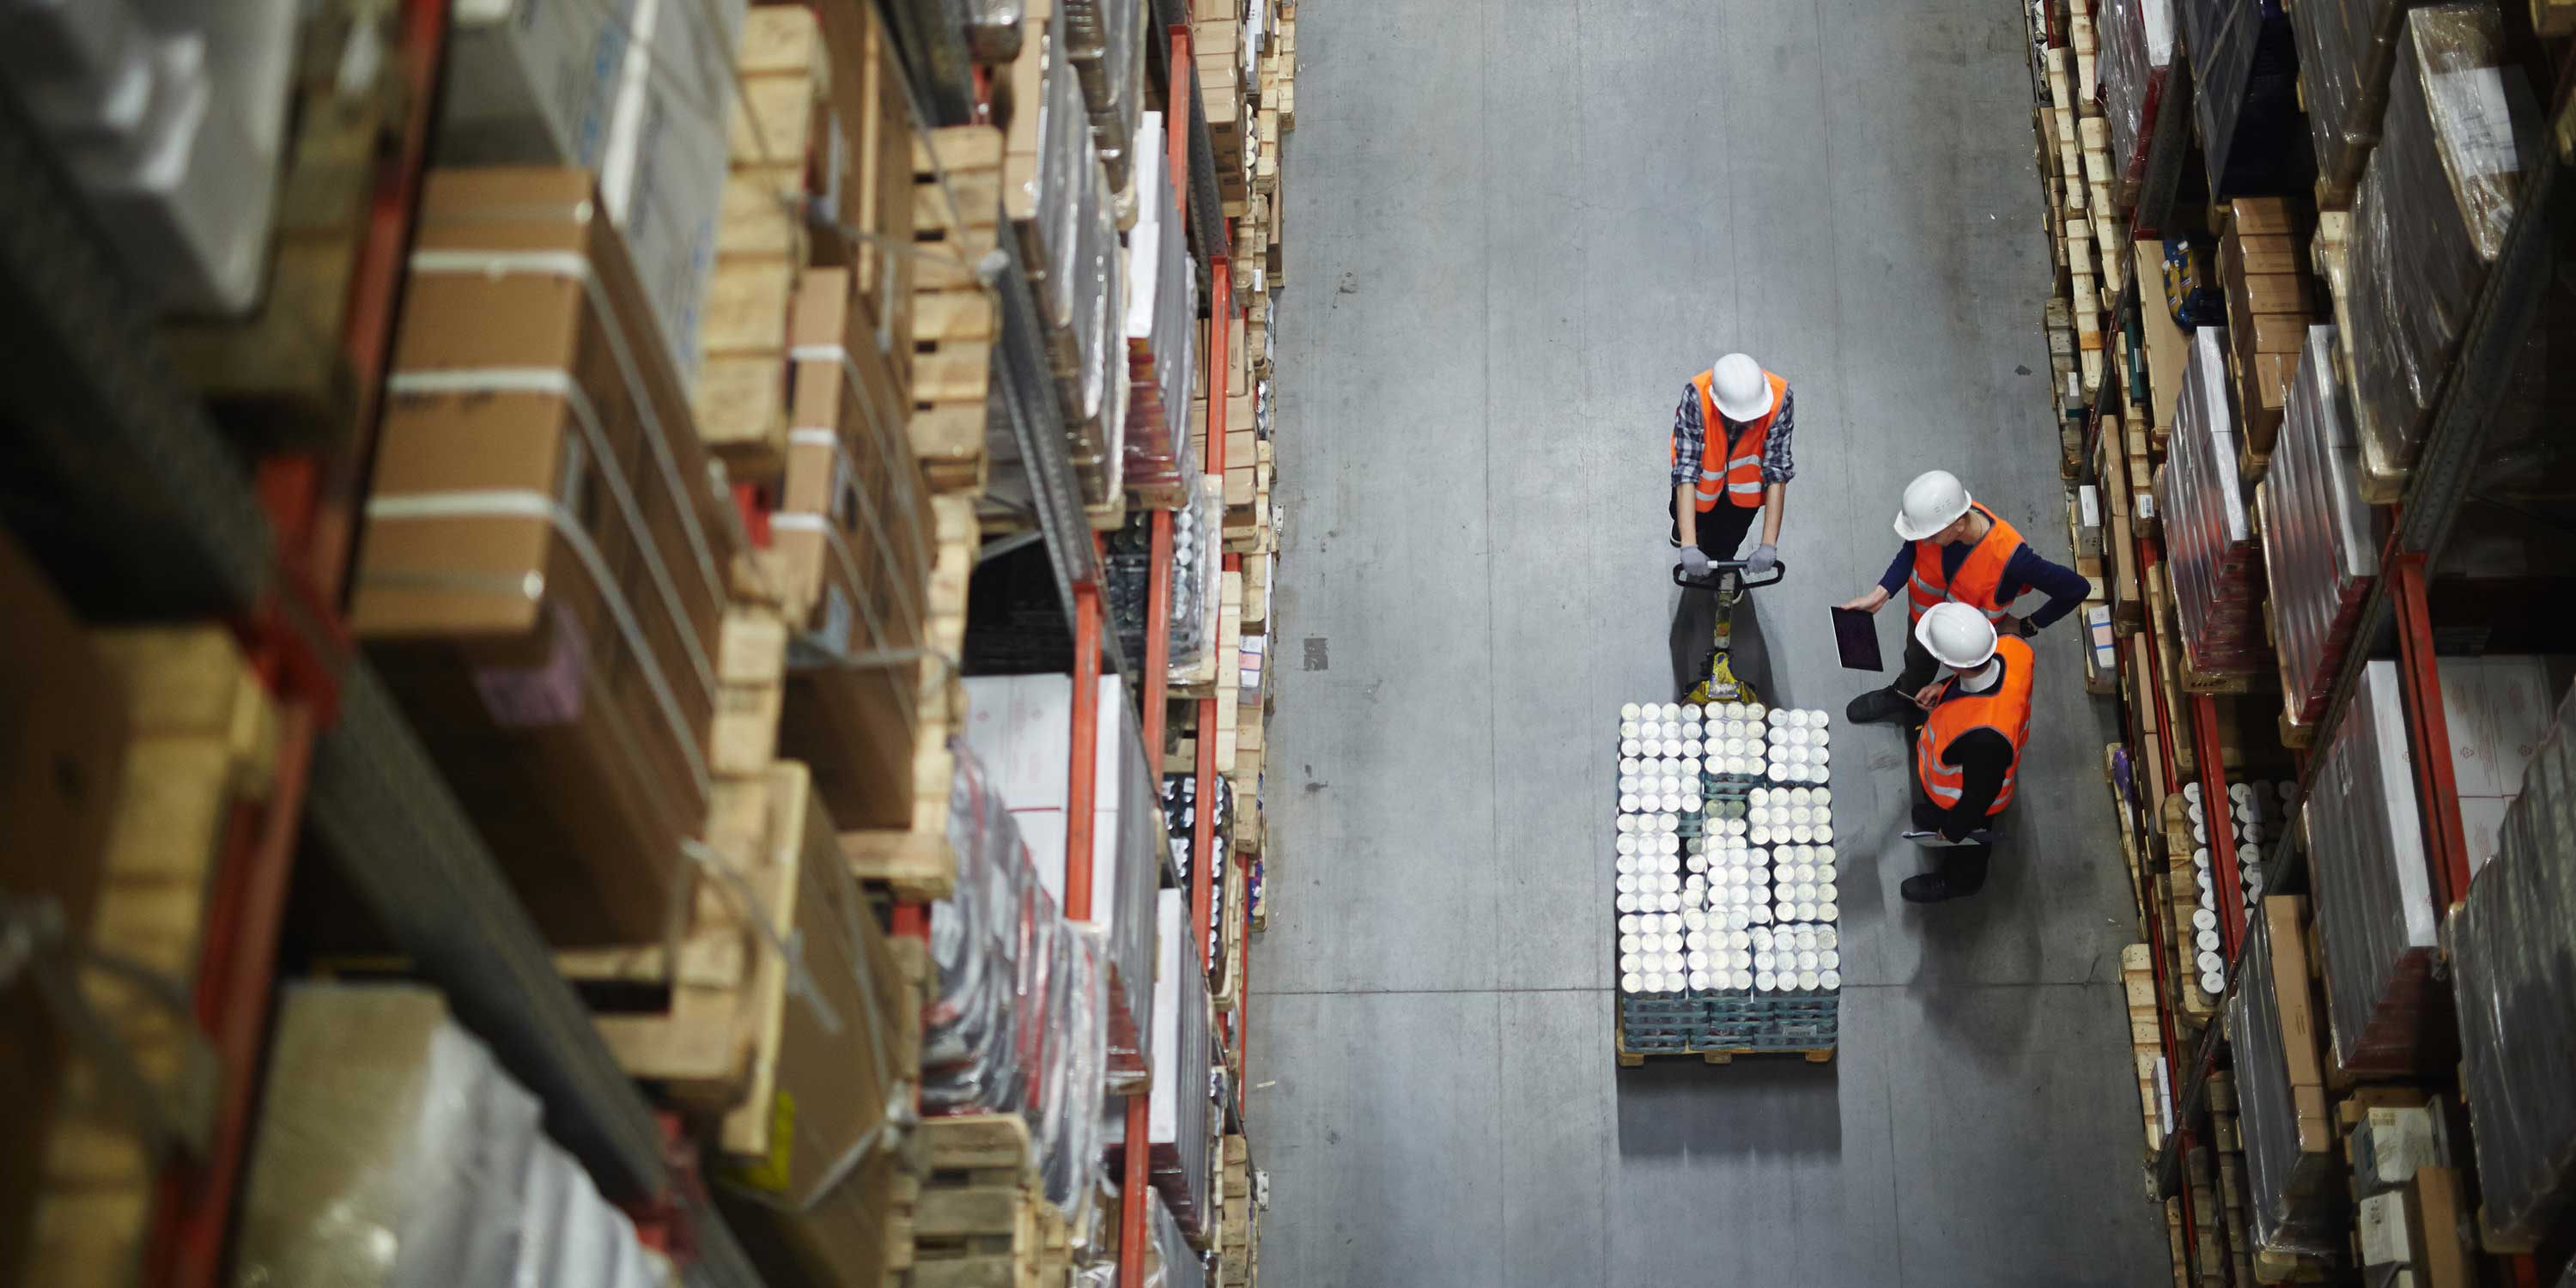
{"left": 148, "top": 4, "right": 449, "bottom": 1284}
{"left": 1068, "top": 536, "right": 1106, "bottom": 921}
{"left": 2389, "top": 554, "right": 2471, "bottom": 908}
{"left": 1168, "top": 29, "right": 1193, "bottom": 221}
{"left": 2195, "top": 695, "right": 2245, "bottom": 960}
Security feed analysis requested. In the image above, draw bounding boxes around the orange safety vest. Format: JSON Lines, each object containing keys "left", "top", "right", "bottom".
{"left": 1678, "top": 368, "right": 1789, "bottom": 512}
{"left": 1916, "top": 635, "right": 2036, "bottom": 817}
{"left": 1906, "top": 502, "right": 2027, "bottom": 624}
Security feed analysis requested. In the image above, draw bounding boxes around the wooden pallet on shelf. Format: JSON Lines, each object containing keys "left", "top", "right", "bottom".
{"left": 2123, "top": 944, "right": 2167, "bottom": 1156}
{"left": 830, "top": 493, "right": 979, "bottom": 902}
{"left": 28, "top": 628, "right": 282, "bottom": 1283}
{"left": 900, "top": 1114, "right": 1072, "bottom": 1288}
{"left": 698, "top": 4, "right": 828, "bottom": 476}
{"left": 909, "top": 125, "right": 1005, "bottom": 498}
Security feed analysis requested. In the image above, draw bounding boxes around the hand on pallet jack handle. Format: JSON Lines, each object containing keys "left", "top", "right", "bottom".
{"left": 1674, "top": 556, "right": 1786, "bottom": 592}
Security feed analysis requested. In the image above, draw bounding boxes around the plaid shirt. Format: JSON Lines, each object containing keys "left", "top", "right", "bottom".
{"left": 1669, "top": 381, "right": 1796, "bottom": 490}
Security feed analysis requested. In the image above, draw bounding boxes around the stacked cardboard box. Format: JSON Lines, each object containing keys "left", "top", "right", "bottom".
{"left": 2215, "top": 197, "right": 2319, "bottom": 477}
{"left": 354, "top": 168, "right": 740, "bottom": 947}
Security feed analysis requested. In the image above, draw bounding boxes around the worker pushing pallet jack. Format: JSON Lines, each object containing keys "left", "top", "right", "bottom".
{"left": 1620, "top": 357, "right": 2063, "bottom": 1065}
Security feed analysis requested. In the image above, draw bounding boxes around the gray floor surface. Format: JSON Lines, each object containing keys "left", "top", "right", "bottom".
{"left": 1248, "top": 1, "right": 2171, "bottom": 1285}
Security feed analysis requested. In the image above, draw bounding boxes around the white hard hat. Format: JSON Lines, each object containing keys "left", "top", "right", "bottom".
{"left": 1915, "top": 601, "right": 1999, "bottom": 671}
{"left": 1711, "top": 354, "right": 1774, "bottom": 422}
{"left": 1894, "top": 470, "right": 1973, "bottom": 541}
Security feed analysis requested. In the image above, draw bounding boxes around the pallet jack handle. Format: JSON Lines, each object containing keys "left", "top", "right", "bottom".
{"left": 1673, "top": 558, "right": 1788, "bottom": 592}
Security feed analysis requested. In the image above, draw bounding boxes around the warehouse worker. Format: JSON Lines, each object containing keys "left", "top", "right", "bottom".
{"left": 1903, "top": 603, "right": 2034, "bottom": 904}
{"left": 1669, "top": 353, "right": 1794, "bottom": 579}
{"left": 1839, "top": 469, "right": 2086, "bottom": 726}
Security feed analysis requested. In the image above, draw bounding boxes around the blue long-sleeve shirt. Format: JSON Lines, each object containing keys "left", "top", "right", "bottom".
{"left": 1878, "top": 538, "right": 2089, "bottom": 629}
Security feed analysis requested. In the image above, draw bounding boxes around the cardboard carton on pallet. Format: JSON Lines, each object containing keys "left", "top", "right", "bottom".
{"left": 355, "top": 168, "right": 742, "bottom": 947}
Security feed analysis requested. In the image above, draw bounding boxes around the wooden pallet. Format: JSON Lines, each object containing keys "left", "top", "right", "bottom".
{"left": 899, "top": 1115, "right": 1072, "bottom": 1288}
{"left": 30, "top": 628, "right": 282, "bottom": 1282}
{"left": 1613, "top": 1011, "right": 1834, "bottom": 1066}
{"left": 910, "top": 125, "right": 1005, "bottom": 498}
{"left": 828, "top": 492, "right": 979, "bottom": 902}
{"left": 698, "top": 5, "right": 827, "bottom": 475}
{"left": 1211, "top": 858, "right": 1249, "bottom": 1013}
{"left": 2123, "top": 943, "right": 2166, "bottom": 1155}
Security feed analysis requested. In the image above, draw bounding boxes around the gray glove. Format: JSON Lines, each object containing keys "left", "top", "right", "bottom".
{"left": 1745, "top": 544, "right": 1777, "bottom": 575}
{"left": 1678, "top": 546, "right": 1711, "bottom": 578}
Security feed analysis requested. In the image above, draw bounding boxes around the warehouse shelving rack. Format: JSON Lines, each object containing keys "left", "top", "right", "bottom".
{"left": 4, "top": 0, "right": 1258, "bottom": 1282}
{"left": 0, "top": 3, "right": 773, "bottom": 1284}
{"left": 2083, "top": 37, "right": 2576, "bottom": 1285}
{"left": 884, "top": 1, "right": 1254, "bottom": 1282}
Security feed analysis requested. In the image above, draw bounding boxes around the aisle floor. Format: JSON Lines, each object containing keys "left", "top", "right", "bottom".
{"left": 1249, "top": 1, "right": 2168, "bottom": 1284}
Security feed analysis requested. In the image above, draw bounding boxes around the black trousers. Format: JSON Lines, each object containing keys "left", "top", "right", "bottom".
{"left": 1668, "top": 495, "right": 1760, "bottom": 561}
{"left": 1911, "top": 802, "right": 1993, "bottom": 892}
{"left": 1893, "top": 625, "right": 1940, "bottom": 696}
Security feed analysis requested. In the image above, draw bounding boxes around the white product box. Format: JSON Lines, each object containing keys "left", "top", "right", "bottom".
{"left": 961, "top": 672, "right": 1139, "bottom": 923}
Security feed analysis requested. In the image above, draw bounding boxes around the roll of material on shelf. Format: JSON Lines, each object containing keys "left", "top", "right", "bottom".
{"left": 2451, "top": 674, "right": 2576, "bottom": 1250}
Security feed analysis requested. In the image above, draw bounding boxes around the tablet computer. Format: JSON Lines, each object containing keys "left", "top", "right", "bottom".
{"left": 1832, "top": 607, "right": 1885, "bottom": 671}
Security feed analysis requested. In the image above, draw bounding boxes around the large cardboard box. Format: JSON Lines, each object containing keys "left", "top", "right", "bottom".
{"left": 440, "top": 0, "right": 743, "bottom": 377}
{"left": 353, "top": 168, "right": 738, "bottom": 946}
{"left": 712, "top": 765, "right": 914, "bottom": 1288}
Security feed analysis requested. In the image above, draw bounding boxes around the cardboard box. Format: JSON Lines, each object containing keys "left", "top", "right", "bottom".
{"left": 354, "top": 168, "right": 738, "bottom": 946}
{"left": 439, "top": 0, "right": 744, "bottom": 376}
{"left": 714, "top": 766, "right": 913, "bottom": 1288}
{"left": 2436, "top": 656, "right": 2572, "bottom": 873}
{"left": 0, "top": 535, "right": 127, "bottom": 1280}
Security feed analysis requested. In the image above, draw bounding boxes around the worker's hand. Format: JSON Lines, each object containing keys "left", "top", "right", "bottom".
{"left": 1838, "top": 586, "right": 1892, "bottom": 615}
{"left": 1912, "top": 680, "right": 1947, "bottom": 710}
{"left": 1745, "top": 544, "right": 1778, "bottom": 575}
{"left": 1678, "top": 546, "right": 1711, "bottom": 578}
{"left": 1999, "top": 613, "right": 2037, "bottom": 638}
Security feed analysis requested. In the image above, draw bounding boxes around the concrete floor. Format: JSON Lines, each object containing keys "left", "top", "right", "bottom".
{"left": 1249, "top": 1, "right": 2170, "bottom": 1284}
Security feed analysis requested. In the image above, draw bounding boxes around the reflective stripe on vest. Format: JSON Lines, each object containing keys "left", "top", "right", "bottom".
{"left": 1905, "top": 503, "right": 2029, "bottom": 623}
{"left": 1682, "top": 368, "right": 1789, "bottom": 512}
{"left": 1915, "top": 636, "right": 2037, "bottom": 816}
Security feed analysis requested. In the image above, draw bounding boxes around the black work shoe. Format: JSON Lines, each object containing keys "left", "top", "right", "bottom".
{"left": 1846, "top": 687, "right": 1914, "bottom": 726}
{"left": 1901, "top": 873, "right": 1963, "bottom": 904}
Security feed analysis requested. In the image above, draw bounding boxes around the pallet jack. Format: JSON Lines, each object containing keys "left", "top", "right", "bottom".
{"left": 1672, "top": 557, "right": 1783, "bottom": 706}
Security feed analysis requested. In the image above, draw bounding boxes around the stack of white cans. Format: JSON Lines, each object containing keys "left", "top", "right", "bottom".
{"left": 1614, "top": 702, "right": 1843, "bottom": 998}
{"left": 2181, "top": 777, "right": 2302, "bottom": 998}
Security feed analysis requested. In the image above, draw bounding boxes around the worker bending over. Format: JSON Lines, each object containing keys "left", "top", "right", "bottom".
{"left": 1839, "top": 470, "right": 2085, "bottom": 725}
{"left": 1669, "top": 353, "right": 1793, "bottom": 579}
{"left": 1904, "top": 604, "right": 2033, "bottom": 904}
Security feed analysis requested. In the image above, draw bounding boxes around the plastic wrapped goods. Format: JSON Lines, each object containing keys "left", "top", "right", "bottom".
{"left": 2228, "top": 903, "right": 2340, "bottom": 1258}
{"left": 1123, "top": 112, "right": 1202, "bottom": 507}
{"left": 2290, "top": 0, "right": 2400, "bottom": 200}
{"left": 235, "top": 984, "right": 666, "bottom": 1288}
{"left": 2157, "top": 328, "right": 2266, "bottom": 675}
{"left": 2184, "top": 0, "right": 2309, "bottom": 197}
{"left": 2342, "top": 3, "right": 2541, "bottom": 499}
{"left": 1152, "top": 1188, "right": 1211, "bottom": 1288}
{"left": 959, "top": 672, "right": 1164, "bottom": 1082}
{"left": 2258, "top": 327, "right": 2379, "bottom": 730}
{"left": 1131, "top": 889, "right": 1216, "bottom": 1238}
{"left": 1061, "top": 0, "right": 1145, "bottom": 188}
{"left": 2305, "top": 662, "right": 2439, "bottom": 1076}
{"left": 2452, "top": 675, "right": 2576, "bottom": 1250}
{"left": 925, "top": 744, "right": 1109, "bottom": 1223}
{"left": 2100, "top": 0, "right": 2178, "bottom": 192}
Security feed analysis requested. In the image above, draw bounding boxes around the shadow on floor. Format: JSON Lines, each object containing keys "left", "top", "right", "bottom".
{"left": 1667, "top": 586, "right": 1782, "bottom": 706}
{"left": 1611, "top": 1054, "right": 1843, "bottom": 1159}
